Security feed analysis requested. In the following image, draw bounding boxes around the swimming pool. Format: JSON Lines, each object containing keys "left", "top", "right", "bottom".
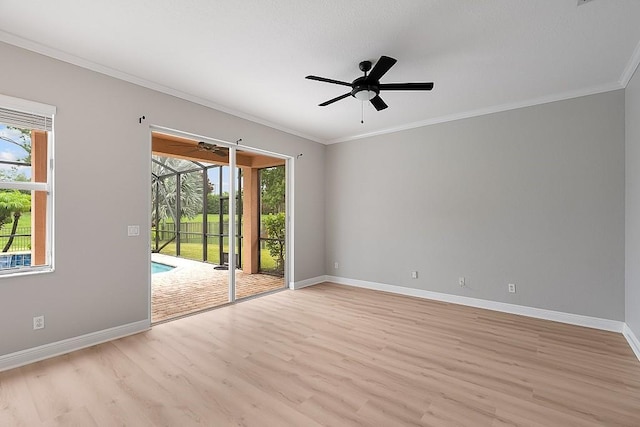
{"left": 152, "top": 261, "right": 175, "bottom": 274}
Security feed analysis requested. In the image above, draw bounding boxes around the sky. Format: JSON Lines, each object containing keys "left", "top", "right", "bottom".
{"left": 0, "top": 123, "right": 31, "bottom": 180}
{"left": 207, "top": 165, "right": 238, "bottom": 195}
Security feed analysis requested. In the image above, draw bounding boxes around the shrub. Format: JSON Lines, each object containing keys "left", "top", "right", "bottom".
{"left": 263, "top": 212, "right": 285, "bottom": 273}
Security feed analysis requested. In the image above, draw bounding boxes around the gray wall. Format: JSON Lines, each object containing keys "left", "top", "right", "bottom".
{"left": 0, "top": 42, "right": 325, "bottom": 356}
{"left": 0, "top": 37, "right": 631, "bottom": 358}
{"left": 326, "top": 90, "right": 625, "bottom": 320}
{"left": 626, "top": 67, "right": 640, "bottom": 334}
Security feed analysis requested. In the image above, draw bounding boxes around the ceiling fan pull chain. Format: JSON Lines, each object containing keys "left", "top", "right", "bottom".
{"left": 361, "top": 101, "right": 364, "bottom": 124}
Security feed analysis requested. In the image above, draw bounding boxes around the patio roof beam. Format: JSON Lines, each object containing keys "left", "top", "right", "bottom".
{"left": 151, "top": 133, "right": 285, "bottom": 168}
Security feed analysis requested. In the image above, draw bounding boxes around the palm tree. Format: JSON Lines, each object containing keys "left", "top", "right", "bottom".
{"left": 151, "top": 156, "right": 203, "bottom": 228}
{"left": 0, "top": 190, "right": 31, "bottom": 252}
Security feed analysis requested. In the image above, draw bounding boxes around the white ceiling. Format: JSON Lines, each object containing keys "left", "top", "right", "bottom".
{"left": 1, "top": 0, "right": 640, "bottom": 144}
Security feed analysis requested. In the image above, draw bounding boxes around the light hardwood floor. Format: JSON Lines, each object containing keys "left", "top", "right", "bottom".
{"left": 1, "top": 283, "right": 640, "bottom": 426}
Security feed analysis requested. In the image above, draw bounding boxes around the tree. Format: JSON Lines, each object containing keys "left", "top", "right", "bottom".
{"left": 260, "top": 166, "right": 285, "bottom": 214}
{"left": 0, "top": 190, "right": 31, "bottom": 252}
{"left": 263, "top": 212, "right": 285, "bottom": 274}
{"left": 207, "top": 193, "right": 221, "bottom": 214}
{"left": 151, "top": 157, "right": 203, "bottom": 227}
{"left": 0, "top": 126, "right": 31, "bottom": 161}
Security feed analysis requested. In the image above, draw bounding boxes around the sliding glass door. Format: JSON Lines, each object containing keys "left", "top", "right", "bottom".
{"left": 232, "top": 150, "right": 287, "bottom": 301}
{"left": 150, "top": 130, "right": 288, "bottom": 323}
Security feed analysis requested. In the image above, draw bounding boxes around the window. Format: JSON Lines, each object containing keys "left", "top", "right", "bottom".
{"left": 0, "top": 94, "right": 54, "bottom": 275}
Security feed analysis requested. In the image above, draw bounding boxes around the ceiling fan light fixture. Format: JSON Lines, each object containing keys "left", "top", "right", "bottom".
{"left": 354, "top": 89, "right": 376, "bottom": 101}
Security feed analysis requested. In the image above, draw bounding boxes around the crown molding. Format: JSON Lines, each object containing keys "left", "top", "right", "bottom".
{"left": 0, "top": 31, "right": 323, "bottom": 144}
{"left": 1, "top": 30, "right": 632, "bottom": 146}
{"left": 327, "top": 82, "right": 623, "bottom": 144}
{"left": 620, "top": 38, "right": 640, "bottom": 87}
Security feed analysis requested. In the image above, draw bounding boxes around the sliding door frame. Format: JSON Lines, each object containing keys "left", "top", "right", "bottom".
{"left": 148, "top": 125, "right": 292, "bottom": 316}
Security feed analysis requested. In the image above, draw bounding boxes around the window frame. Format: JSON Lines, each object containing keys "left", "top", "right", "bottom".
{"left": 0, "top": 94, "right": 55, "bottom": 277}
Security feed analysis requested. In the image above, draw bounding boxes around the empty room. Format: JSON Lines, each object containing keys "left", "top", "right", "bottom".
{"left": 1, "top": 1, "right": 640, "bottom": 425}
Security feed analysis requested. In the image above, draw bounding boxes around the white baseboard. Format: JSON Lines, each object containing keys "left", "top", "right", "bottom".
{"left": 0, "top": 320, "right": 150, "bottom": 372}
{"left": 2, "top": 287, "right": 636, "bottom": 373}
{"left": 623, "top": 324, "right": 640, "bottom": 362}
{"left": 324, "top": 276, "right": 624, "bottom": 333}
{"left": 290, "top": 275, "right": 328, "bottom": 290}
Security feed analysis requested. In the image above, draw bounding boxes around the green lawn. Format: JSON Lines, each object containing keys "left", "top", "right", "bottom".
{"left": 0, "top": 212, "right": 32, "bottom": 252}
{"left": 155, "top": 213, "right": 284, "bottom": 273}
{"left": 163, "top": 214, "right": 228, "bottom": 225}
{"left": 155, "top": 240, "right": 279, "bottom": 271}
{"left": 9, "top": 212, "right": 31, "bottom": 228}
{"left": 162, "top": 213, "right": 278, "bottom": 228}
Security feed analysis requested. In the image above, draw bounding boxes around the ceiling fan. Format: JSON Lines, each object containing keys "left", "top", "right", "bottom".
{"left": 306, "top": 55, "right": 434, "bottom": 111}
{"left": 171, "top": 141, "right": 228, "bottom": 157}
{"left": 195, "top": 141, "right": 227, "bottom": 157}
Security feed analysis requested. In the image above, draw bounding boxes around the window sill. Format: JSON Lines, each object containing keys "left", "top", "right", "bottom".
{"left": 0, "top": 266, "right": 54, "bottom": 278}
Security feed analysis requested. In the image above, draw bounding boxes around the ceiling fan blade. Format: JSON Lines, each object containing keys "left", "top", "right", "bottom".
{"left": 379, "top": 82, "right": 434, "bottom": 91}
{"left": 368, "top": 56, "right": 397, "bottom": 81}
{"left": 319, "top": 92, "right": 352, "bottom": 106}
{"left": 370, "top": 95, "right": 388, "bottom": 111}
{"left": 306, "top": 75, "right": 352, "bottom": 87}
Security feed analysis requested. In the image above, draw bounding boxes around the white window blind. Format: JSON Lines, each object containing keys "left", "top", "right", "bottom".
{"left": 0, "top": 107, "right": 52, "bottom": 131}
{"left": 0, "top": 93, "right": 55, "bottom": 131}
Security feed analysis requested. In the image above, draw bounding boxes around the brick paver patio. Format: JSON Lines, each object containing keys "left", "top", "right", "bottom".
{"left": 151, "top": 253, "right": 285, "bottom": 323}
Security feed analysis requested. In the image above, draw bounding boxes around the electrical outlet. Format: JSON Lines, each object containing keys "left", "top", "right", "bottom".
{"left": 459, "top": 277, "right": 465, "bottom": 287}
{"left": 411, "top": 271, "right": 418, "bottom": 279}
{"left": 334, "top": 262, "right": 339, "bottom": 269}
{"left": 508, "top": 283, "right": 516, "bottom": 293}
{"left": 127, "top": 225, "right": 140, "bottom": 236}
{"left": 33, "top": 315, "right": 45, "bottom": 330}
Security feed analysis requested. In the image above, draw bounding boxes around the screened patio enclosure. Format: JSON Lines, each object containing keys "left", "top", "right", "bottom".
{"left": 152, "top": 155, "right": 242, "bottom": 267}
{"left": 151, "top": 132, "right": 286, "bottom": 276}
